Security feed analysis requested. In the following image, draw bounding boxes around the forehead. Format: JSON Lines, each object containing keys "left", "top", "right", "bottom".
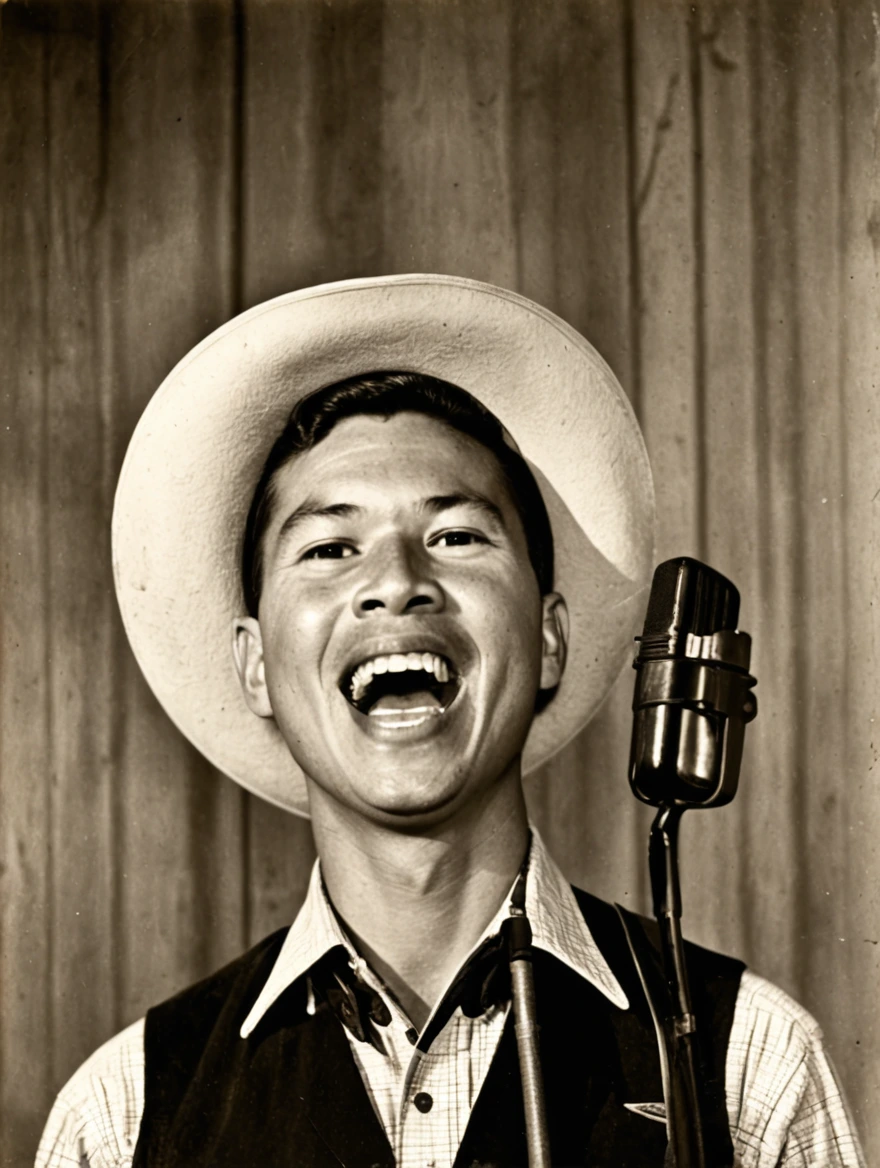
{"left": 269, "top": 411, "right": 514, "bottom": 509}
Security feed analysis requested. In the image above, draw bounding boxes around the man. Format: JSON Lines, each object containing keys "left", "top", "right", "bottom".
{"left": 37, "top": 276, "right": 863, "bottom": 1167}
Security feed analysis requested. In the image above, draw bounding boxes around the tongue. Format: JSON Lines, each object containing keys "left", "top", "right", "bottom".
{"left": 369, "top": 689, "right": 442, "bottom": 713}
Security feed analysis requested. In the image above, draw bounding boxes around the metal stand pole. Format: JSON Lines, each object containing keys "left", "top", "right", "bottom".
{"left": 507, "top": 912, "right": 551, "bottom": 1168}
{"left": 649, "top": 805, "right": 709, "bottom": 1168}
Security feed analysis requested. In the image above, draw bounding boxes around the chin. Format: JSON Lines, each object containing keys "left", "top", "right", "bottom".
{"left": 332, "top": 749, "right": 526, "bottom": 830}
{"left": 356, "top": 773, "right": 469, "bottom": 824}
{"left": 302, "top": 755, "right": 480, "bottom": 826}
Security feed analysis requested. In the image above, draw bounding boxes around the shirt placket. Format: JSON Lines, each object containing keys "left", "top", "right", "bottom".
{"left": 398, "top": 1018, "right": 458, "bottom": 1168}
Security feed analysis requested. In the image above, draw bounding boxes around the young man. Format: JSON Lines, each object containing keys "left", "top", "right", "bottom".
{"left": 37, "top": 276, "right": 863, "bottom": 1167}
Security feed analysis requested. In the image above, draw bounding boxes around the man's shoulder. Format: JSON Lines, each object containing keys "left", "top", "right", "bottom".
{"left": 730, "top": 967, "right": 827, "bottom": 1072}
{"left": 57, "top": 1017, "right": 146, "bottom": 1101}
{"left": 35, "top": 1019, "right": 146, "bottom": 1168}
{"left": 36, "top": 931, "right": 293, "bottom": 1168}
{"left": 736, "top": 968, "right": 824, "bottom": 1033}
{"left": 566, "top": 886, "right": 839, "bottom": 1077}
{"left": 727, "top": 971, "right": 866, "bottom": 1166}
{"left": 728, "top": 968, "right": 831, "bottom": 1119}
{"left": 142, "top": 926, "right": 292, "bottom": 1066}
{"left": 567, "top": 884, "right": 823, "bottom": 1058}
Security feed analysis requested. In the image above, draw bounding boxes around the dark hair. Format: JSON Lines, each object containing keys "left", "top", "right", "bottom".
{"left": 241, "top": 371, "right": 555, "bottom": 617}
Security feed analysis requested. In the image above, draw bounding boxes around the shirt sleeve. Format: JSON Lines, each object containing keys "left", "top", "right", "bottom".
{"left": 727, "top": 971, "right": 866, "bottom": 1168}
{"left": 34, "top": 1018, "right": 146, "bottom": 1168}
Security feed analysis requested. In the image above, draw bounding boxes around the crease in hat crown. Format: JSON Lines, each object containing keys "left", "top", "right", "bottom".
{"left": 112, "top": 273, "right": 655, "bottom": 818}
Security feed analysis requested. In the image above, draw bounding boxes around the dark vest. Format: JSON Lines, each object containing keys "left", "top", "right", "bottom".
{"left": 133, "top": 890, "right": 743, "bottom": 1167}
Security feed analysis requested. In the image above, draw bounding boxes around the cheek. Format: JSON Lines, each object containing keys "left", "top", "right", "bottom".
{"left": 260, "top": 591, "right": 337, "bottom": 689}
{"left": 475, "top": 584, "right": 544, "bottom": 678}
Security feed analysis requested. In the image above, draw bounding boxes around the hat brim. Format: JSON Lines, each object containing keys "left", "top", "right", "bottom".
{"left": 112, "top": 275, "right": 654, "bottom": 817}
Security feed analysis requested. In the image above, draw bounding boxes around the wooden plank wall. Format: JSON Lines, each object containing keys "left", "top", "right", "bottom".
{"left": 1, "top": 1, "right": 877, "bottom": 1163}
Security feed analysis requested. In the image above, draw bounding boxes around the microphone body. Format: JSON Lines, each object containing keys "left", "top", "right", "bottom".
{"left": 629, "top": 558, "right": 757, "bottom": 810}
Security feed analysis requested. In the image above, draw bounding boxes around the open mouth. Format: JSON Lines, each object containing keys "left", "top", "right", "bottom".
{"left": 340, "top": 651, "right": 460, "bottom": 726}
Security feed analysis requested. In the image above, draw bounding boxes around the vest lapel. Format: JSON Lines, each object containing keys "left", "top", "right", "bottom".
{"left": 141, "top": 987, "right": 394, "bottom": 1168}
{"left": 454, "top": 951, "right": 670, "bottom": 1168}
{"left": 294, "top": 1004, "right": 396, "bottom": 1168}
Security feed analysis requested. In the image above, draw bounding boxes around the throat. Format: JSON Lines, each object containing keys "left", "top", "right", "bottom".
{"left": 350, "top": 933, "right": 435, "bottom": 1032}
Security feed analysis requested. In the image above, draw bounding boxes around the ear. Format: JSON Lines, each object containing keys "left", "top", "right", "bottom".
{"left": 539, "top": 592, "right": 568, "bottom": 691}
{"left": 232, "top": 617, "right": 274, "bottom": 718}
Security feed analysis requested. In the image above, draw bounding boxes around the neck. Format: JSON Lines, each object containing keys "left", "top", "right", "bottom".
{"left": 309, "top": 770, "right": 529, "bottom": 1030}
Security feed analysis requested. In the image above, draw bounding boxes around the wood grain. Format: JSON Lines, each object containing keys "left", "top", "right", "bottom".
{"left": 241, "top": 0, "right": 386, "bottom": 304}
{"left": 838, "top": 0, "right": 880, "bottom": 1148}
{"left": 786, "top": 0, "right": 849, "bottom": 1036}
{"left": 41, "top": 0, "right": 118, "bottom": 1092}
{"left": 380, "top": 0, "right": 516, "bottom": 285}
{"left": 629, "top": 0, "right": 701, "bottom": 565}
{"left": 746, "top": 0, "right": 822, "bottom": 1002}
{"left": 0, "top": 10, "right": 53, "bottom": 1162}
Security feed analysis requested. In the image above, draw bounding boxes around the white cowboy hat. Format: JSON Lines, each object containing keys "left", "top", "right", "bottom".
{"left": 112, "top": 274, "right": 655, "bottom": 817}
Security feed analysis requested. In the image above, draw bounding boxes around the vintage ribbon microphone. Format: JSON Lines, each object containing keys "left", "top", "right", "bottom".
{"left": 628, "top": 557, "right": 758, "bottom": 1167}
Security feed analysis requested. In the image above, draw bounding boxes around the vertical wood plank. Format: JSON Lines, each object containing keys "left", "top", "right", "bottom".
{"left": 630, "top": 0, "right": 700, "bottom": 565}
{"left": 839, "top": 1, "right": 880, "bottom": 1156}
{"left": 687, "top": 0, "right": 851, "bottom": 1014}
{"left": 741, "top": 0, "right": 817, "bottom": 1004}
{"left": 100, "top": 0, "right": 247, "bottom": 1025}
{"left": 242, "top": 0, "right": 386, "bottom": 306}
{"left": 507, "top": 0, "right": 630, "bottom": 337}
{"left": 0, "top": 9, "right": 52, "bottom": 1163}
{"left": 507, "top": 1, "right": 559, "bottom": 313}
{"left": 380, "top": 0, "right": 516, "bottom": 286}
{"left": 510, "top": 0, "right": 634, "bottom": 385}
{"left": 43, "top": 0, "right": 118, "bottom": 1090}
{"left": 786, "top": 0, "right": 849, "bottom": 1036}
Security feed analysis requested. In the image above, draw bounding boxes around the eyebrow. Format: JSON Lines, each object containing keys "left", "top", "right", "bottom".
{"left": 420, "top": 493, "right": 506, "bottom": 528}
{"left": 275, "top": 501, "right": 362, "bottom": 545}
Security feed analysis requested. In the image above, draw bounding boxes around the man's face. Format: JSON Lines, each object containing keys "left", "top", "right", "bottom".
{"left": 234, "top": 411, "right": 566, "bottom": 825}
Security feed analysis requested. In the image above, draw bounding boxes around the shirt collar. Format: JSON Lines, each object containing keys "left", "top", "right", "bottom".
{"left": 240, "top": 825, "right": 627, "bottom": 1038}
{"left": 522, "top": 827, "right": 628, "bottom": 1010}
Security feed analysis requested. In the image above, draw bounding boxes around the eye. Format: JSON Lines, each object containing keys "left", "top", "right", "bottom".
{"left": 300, "top": 541, "right": 358, "bottom": 561}
{"left": 428, "top": 529, "right": 491, "bottom": 549}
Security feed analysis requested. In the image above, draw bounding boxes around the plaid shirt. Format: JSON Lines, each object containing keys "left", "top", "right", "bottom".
{"left": 36, "top": 830, "right": 865, "bottom": 1168}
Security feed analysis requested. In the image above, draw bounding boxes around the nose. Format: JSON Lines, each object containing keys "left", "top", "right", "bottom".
{"left": 352, "top": 536, "right": 445, "bottom": 617}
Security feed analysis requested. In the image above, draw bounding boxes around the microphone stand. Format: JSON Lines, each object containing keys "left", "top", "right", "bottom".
{"left": 649, "top": 804, "right": 709, "bottom": 1168}
{"left": 628, "top": 557, "right": 758, "bottom": 1167}
{"left": 507, "top": 909, "right": 551, "bottom": 1168}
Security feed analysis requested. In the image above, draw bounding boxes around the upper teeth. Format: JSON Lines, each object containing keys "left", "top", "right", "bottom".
{"left": 349, "top": 652, "right": 451, "bottom": 703}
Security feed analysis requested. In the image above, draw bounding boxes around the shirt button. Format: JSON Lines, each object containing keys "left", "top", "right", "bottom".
{"left": 413, "top": 1091, "right": 434, "bottom": 1113}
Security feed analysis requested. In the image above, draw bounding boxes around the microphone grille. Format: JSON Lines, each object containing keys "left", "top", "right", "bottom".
{"left": 638, "top": 558, "right": 741, "bottom": 660}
